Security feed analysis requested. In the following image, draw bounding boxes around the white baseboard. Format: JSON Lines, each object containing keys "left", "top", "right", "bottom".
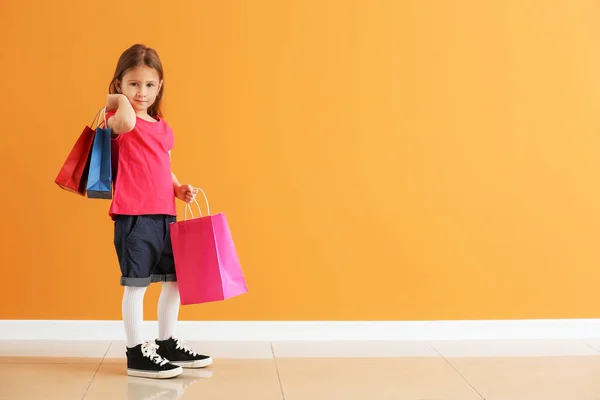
{"left": 1, "top": 319, "right": 600, "bottom": 341}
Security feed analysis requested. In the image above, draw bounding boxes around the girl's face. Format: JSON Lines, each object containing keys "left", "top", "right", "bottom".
{"left": 117, "top": 65, "right": 163, "bottom": 114}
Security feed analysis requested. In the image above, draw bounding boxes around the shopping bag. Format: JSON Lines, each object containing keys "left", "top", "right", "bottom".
{"left": 54, "top": 108, "right": 103, "bottom": 196}
{"left": 169, "top": 190, "right": 248, "bottom": 305}
{"left": 86, "top": 108, "right": 113, "bottom": 199}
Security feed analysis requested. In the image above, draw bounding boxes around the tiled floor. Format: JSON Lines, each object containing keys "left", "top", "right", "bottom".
{"left": 2, "top": 340, "right": 600, "bottom": 399}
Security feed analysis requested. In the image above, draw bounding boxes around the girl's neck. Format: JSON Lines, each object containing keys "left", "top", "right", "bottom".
{"left": 136, "top": 110, "right": 158, "bottom": 122}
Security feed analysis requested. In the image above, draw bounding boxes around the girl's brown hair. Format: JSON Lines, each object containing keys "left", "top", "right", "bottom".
{"left": 109, "top": 44, "right": 165, "bottom": 118}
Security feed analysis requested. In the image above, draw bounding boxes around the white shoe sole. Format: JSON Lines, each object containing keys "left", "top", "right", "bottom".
{"left": 171, "top": 357, "right": 213, "bottom": 368}
{"left": 127, "top": 366, "right": 183, "bottom": 379}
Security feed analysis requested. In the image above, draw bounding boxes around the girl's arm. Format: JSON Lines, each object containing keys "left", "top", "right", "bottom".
{"left": 170, "top": 152, "right": 197, "bottom": 203}
{"left": 172, "top": 171, "right": 182, "bottom": 191}
{"left": 106, "top": 94, "right": 136, "bottom": 134}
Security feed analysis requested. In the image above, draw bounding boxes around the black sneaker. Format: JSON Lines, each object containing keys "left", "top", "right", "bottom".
{"left": 155, "top": 336, "right": 213, "bottom": 368}
{"left": 126, "top": 342, "right": 183, "bottom": 379}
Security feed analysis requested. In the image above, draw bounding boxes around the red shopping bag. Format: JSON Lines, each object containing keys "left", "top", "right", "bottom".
{"left": 55, "top": 109, "right": 104, "bottom": 196}
{"left": 169, "top": 190, "right": 248, "bottom": 305}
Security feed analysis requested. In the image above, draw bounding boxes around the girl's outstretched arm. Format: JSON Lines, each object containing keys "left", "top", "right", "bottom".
{"left": 106, "top": 94, "right": 136, "bottom": 134}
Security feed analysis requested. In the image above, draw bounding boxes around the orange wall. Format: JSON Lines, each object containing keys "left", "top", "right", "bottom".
{"left": 2, "top": 1, "right": 600, "bottom": 321}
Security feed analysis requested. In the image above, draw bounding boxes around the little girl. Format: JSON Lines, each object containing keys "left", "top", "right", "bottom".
{"left": 106, "top": 44, "right": 212, "bottom": 379}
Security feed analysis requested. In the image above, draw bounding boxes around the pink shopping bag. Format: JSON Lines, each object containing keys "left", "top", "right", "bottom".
{"left": 169, "top": 190, "right": 248, "bottom": 305}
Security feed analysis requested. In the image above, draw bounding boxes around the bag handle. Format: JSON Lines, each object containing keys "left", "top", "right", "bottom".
{"left": 184, "top": 188, "right": 211, "bottom": 220}
{"left": 90, "top": 107, "right": 107, "bottom": 129}
{"left": 97, "top": 107, "right": 107, "bottom": 129}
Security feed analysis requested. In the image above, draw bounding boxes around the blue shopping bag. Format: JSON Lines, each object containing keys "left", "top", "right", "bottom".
{"left": 86, "top": 108, "right": 113, "bottom": 199}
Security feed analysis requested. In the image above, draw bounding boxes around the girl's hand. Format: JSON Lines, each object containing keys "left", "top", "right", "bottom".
{"left": 175, "top": 184, "right": 198, "bottom": 203}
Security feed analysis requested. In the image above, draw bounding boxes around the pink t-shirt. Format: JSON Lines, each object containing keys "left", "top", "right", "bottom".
{"left": 107, "top": 111, "right": 176, "bottom": 219}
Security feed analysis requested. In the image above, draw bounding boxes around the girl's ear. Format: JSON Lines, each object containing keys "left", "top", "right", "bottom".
{"left": 159, "top": 80, "right": 164, "bottom": 93}
{"left": 115, "top": 79, "right": 122, "bottom": 93}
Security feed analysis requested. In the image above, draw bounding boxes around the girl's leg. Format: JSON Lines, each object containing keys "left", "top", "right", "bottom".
{"left": 122, "top": 286, "right": 147, "bottom": 348}
{"left": 158, "top": 281, "right": 180, "bottom": 340}
{"left": 155, "top": 281, "right": 212, "bottom": 368}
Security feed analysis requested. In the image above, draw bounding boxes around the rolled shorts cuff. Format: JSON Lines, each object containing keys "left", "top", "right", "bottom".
{"left": 120, "top": 274, "right": 177, "bottom": 287}
{"left": 150, "top": 273, "right": 177, "bottom": 283}
{"left": 120, "top": 277, "right": 152, "bottom": 287}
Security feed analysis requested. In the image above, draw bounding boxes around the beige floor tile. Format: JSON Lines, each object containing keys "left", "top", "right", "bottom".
{"left": 276, "top": 357, "right": 483, "bottom": 400}
{"left": 0, "top": 356, "right": 105, "bottom": 364}
{"left": 431, "top": 339, "right": 598, "bottom": 358}
{"left": 83, "top": 359, "right": 283, "bottom": 400}
{"left": 103, "top": 342, "right": 128, "bottom": 362}
{"left": 0, "top": 362, "right": 99, "bottom": 400}
{"left": 0, "top": 340, "right": 110, "bottom": 363}
{"left": 104, "top": 340, "right": 273, "bottom": 362}
{"left": 273, "top": 341, "right": 438, "bottom": 358}
{"left": 448, "top": 355, "right": 600, "bottom": 400}
{"left": 584, "top": 339, "right": 600, "bottom": 352}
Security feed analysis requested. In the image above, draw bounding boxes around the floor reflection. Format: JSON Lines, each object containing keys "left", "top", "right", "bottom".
{"left": 126, "top": 369, "right": 213, "bottom": 400}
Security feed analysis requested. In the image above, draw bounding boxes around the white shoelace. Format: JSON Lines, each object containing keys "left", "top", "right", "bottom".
{"left": 172, "top": 336, "right": 199, "bottom": 357}
{"left": 141, "top": 342, "right": 169, "bottom": 366}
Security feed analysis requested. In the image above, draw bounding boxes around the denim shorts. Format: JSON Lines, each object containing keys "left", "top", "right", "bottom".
{"left": 113, "top": 214, "right": 177, "bottom": 287}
